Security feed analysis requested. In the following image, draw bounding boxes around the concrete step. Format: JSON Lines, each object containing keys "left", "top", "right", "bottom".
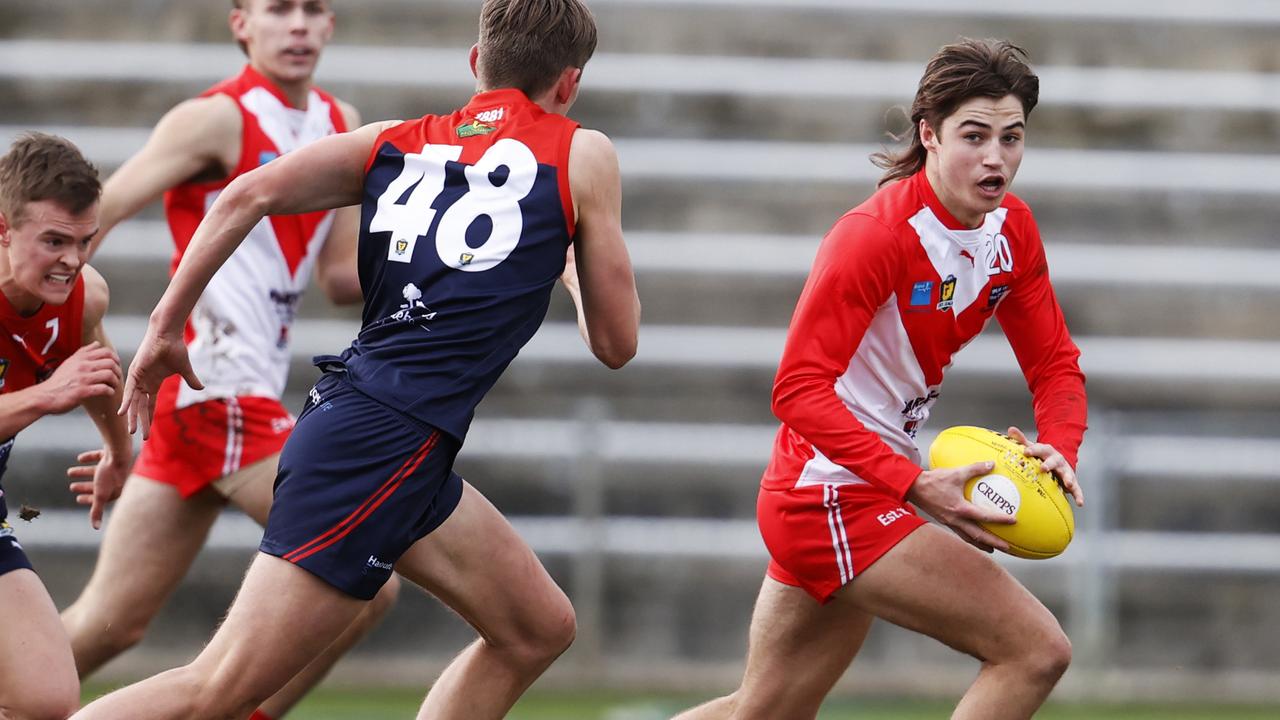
{"left": 4, "top": 41, "right": 1279, "bottom": 152}
{"left": 87, "top": 238, "right": 1280, "bottom": 341}
{"left": 5, "top": 0, "right": 1279, "bottom": 72}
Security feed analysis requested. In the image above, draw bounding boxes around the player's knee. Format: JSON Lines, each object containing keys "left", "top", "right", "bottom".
{"left": 1030, "top": 627, "right": 1072, "bottom": 685}
{"left": 505, "top": 597, "right": 576, "bottom": 668}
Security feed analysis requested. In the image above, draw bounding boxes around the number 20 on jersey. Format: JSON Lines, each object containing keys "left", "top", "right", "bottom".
{"left": 371, "top": 139, "right": 539, "bottom": 273}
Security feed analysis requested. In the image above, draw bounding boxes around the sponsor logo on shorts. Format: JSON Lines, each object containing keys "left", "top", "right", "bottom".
{"left": 366, "top": 555, "right": 393, "bottom": 571}
{"left": 936, "top": 275, "right": 957, "bottom": 311}
{"left": 877, "top": 508, "right": 911, "bottom": 526}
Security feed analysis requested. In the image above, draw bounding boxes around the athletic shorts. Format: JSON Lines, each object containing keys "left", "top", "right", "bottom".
{"left": 758, "top": 482, "right": 926, "bottom": 604}
{"left": 259, "top": 371, "right": 464, "bottom": 600}
{"left": 132, "top": 376, "right": 295, "bottom": 498}
{"left": 0, "top": 440, "right": 32, "bottom": 577}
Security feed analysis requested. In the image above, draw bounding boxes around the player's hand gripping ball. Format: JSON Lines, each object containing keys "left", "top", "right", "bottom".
{"left": 928, "top": 426, "right": 1074, "bottom": 559}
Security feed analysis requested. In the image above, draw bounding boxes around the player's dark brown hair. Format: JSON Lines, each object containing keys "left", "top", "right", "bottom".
{"left": 477, "top": 0, "right": 598, "bottom": 99}
{"left": 872, "top": 38, "right": 1039, "bottom": 186}
{"left": 0, "top": 133, "right": 101, "bottom": 227}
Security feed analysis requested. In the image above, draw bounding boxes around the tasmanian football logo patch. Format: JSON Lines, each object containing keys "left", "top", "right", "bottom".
{"left": 937, "top": 275, "right": 957, "bottom": 311}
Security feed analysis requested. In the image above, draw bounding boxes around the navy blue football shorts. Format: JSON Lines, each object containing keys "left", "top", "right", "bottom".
{"left": 0, "top": 483, "right": 34, "bottom": 578}
{"left": 259, "top": 371, "right": 464, "bottom": 600}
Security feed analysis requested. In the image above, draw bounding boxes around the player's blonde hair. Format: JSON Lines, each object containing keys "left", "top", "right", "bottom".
{"left": 0, "top": 133, "right": 100, "bottom": 227}
{"left": 477, "top": 0, "right": 598, "bottom": 99}
{"left": 872, "top": 38, "right": 1040, "bottom": 186}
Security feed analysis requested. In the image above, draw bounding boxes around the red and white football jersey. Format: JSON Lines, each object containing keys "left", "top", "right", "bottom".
{"left": 0, "top": 275, "right": 86, "bottom": 397}
{"left": 163, "top": 65, "right": 348, "bottom": 407}
{"left": 763, "top": 170, "right": 1087, "bottom": 500}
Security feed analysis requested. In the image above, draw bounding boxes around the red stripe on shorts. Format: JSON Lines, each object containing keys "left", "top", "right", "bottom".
{"left": 283, "top": 432, "right": 439, "bottom": 564}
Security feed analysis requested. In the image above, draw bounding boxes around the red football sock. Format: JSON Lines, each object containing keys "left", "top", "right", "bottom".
{"left": 249, "top": 711, "right": 274, "bottom": 720}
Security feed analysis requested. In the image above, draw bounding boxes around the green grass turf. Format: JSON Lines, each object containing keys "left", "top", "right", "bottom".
{"left": 82, "top": 687, "right": 1280, "bottom": 719}
{"left": 230, "top": 690, "right": 1280, "bottom": 719}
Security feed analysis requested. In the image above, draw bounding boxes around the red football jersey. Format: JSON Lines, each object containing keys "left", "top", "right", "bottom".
{"left": 764, "top": 170, "right": 1087, "bottom": 500}
{"left": 0, "top": 275, "right": 86, "bottom": 396}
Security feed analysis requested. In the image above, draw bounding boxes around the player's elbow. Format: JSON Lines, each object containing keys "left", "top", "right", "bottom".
{"left": 592, "top": 334, "right": 636, "bottom": 369}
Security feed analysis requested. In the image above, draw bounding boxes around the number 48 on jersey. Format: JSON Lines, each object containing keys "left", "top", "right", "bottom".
{"left": 371, "top": 139, "right": 538, "bottom": 273}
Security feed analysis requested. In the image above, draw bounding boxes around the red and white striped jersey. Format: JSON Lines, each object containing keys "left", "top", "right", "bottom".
{"left": 163, "top": 65, "right": 348, "bottom": 407}
{"left": 763, "top": 170, "right": 1087, "bottom": 500}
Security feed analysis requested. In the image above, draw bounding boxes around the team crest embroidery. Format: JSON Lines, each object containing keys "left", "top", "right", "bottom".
{"left": 395, "top": 239, "right": 409, "bottom": 256}
{"left": 456, "top": 107, "right": 505, "bottom": 138}
{"left": 0, "top": 358, "right": 7, "bottom": 389}
{"left": 459, "top": 252, "right": 475, "bottom": 265}
{"left": 456, "top": 120, "right": 497, "bottom": 138}
{"left": 937, "top": 275, "right": 957, "bottom": 311}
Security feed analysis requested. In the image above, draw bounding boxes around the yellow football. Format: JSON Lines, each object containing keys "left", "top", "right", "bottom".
{"left": 927, "top": 426, "right": 1074, "bottom": 559}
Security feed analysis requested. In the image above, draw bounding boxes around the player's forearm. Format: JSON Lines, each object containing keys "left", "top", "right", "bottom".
{"left": 772, "top": 376, "right": 923, "bottom": 498}
{"left": 153, "top": 179, "right": 267, "bottom": 332}
{"left": 81, "top": 390, "right": 133, "bottom": 465}
{"left": 0, "top": 387, "right": 55, "bottom": 439}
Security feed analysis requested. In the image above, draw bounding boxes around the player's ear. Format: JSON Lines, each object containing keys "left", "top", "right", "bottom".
{"left": 229, "top": 5, "right": 250, "bottom": 46}
{"left": 919, "top": 117, "right": 940, "bottom": 152}
{"left": 469, "top": 45, "right": 480, "bottom": 80}
{"left": 553, "top": 67, "right": 582, "bottom": 106}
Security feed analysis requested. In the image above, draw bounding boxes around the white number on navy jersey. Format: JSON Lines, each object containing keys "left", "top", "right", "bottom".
{"left": 372, "top": 144, "right": 463, "bottom": 265}
{"left": 985, "top": 233, "right": 1014, "bottom": 276}
{"left": 372, "top": 140, "right": 539, "bottom": 271}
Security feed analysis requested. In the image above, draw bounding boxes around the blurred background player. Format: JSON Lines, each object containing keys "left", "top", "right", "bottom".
{"left": 674, "top": 39, "right": 1087, "bottom": 720}
{"left": 57, "top": 2, "right": 396, "bottom": 719}
{"left": 75, "top": 0, "right": 639, "bottom": 718}
{"left": 0, "top": 132, "right": 130, "bottom": 719}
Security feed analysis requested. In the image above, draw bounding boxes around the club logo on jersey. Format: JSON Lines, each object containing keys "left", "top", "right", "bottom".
{"left": 985, "top": 284, "right": 1011, "bottom": 310}
{"left": 909, "top": 281, "right": 934, "bottom": 307}
{"left": 258, "top": 150, "right": 280, "bottom": 166}
{"left": 901, "top": 389, "right": 939, "bottom": 437}
{"left": 395, "top": 239, "right": 409, "bottom": 256}
{"left": 936, "top": 275, "right": 957, "bottom": 311}
{"left": 269, "top": 289, "right": 303, "bottom": 349}
{"left": 459, "top": 252, "right": 475, "bottom": 266}
{"left": 389, "top": 283, "right": 437, "bottom": 328}
{"left": 0, "top": 358, "right": 7, "bottom": 389}
{"left": 456, "top": 120, "right": 498, "bottom": 138}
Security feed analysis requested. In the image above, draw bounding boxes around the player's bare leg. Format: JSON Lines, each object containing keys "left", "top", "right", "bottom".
{"left": 394, "top": 481, "right": 576, "bottom": 720}
{"left": 0, "top": 569, "right": 79, "bottom": 720}
{"left": 840, "top": 524, "right": 1071, "bottom": 720}
{"left": 673, "top": 577, "right": 873, "bottom": 720}
{"left": 71, "top": 553, "right": 366, "bottom": 719}
{"left": 62, "top": 474, "right": 223, "bottom": 675}
{"left": 223, "top": 455, "right": 402, "bottom": 718}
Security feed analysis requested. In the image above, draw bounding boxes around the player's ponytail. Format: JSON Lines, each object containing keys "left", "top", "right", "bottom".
{"left": 872, "top": 38, "right": 1039, "bottom": 187}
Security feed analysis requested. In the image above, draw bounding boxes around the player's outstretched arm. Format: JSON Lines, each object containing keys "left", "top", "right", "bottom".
{"left": 314, "top": 101, "right": 365, "bottom": 305}
{"left": 121, "top": 121, "right": 395, "bottom": 432}
{"left": 65, "top": 266, "right": 132, "bottom": 528}
{"left": 90, "top": 96, "right": 242, "bottom": 257}
{"left": 565, "top": 128, "right": 639, "bottom": 369}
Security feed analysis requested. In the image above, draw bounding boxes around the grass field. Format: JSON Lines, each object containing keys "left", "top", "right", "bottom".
{"left": 80, "top": 688, "right": 1280, "bottom": 719}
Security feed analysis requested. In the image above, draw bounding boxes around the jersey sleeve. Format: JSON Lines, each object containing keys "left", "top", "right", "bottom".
{"left": 771, "top": 212, "right": 924, "bottom": 499}
{"left": 996, "top": 211, "right": 1088, "bottom": 468}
